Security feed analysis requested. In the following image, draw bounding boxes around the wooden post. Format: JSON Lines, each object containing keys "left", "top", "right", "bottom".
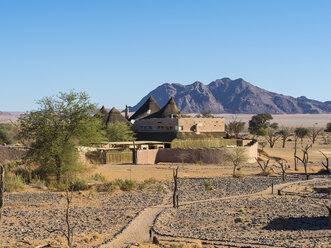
{"left": 294, "top": 136, "right": 298, "bottom": 171}
{"left": 173, "top": 167, "right": 179, "bottom": 208}
{"left": 0, "top": 164, "right": 4, "bottom": 222}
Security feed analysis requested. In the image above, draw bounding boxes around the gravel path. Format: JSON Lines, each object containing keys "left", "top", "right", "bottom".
{"left": 99, "top": 178, "right": 330, "bottom": 248}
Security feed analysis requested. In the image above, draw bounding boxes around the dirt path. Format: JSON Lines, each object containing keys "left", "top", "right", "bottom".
{"left": 99, "top": 178, "right": 330, "bottom": 248}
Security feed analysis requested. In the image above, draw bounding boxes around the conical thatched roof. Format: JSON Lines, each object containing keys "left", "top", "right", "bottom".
{"left": 106, "top": 107, "right": 130, "bottom": 125}
{"left": 94, "top": 105, "right": 109, "bottom": 125}
{"left": 129, "top": 96, "right": 161, "bottom": 121}
{"left": 144, "top": 97, "right": 180, "bottom": 119}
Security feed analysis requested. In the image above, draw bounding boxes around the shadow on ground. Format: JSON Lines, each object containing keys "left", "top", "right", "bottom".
{"left": 264, "top": 216, "right": 329, "bottom": 231}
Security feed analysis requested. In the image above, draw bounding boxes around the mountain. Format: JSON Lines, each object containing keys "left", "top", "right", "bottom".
{"left": 131, "top": 78, "right": 331, "bottom": 114}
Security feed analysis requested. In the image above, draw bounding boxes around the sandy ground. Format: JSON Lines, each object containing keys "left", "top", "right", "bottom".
{"left": 2, "top": 132, "right": 331, "bottom": 247}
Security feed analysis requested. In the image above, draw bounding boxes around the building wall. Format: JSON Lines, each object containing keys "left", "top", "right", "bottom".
{"left": 178, "top": 118, "right": 225, "bottom": 133}
{"left": 132, "top": 117, "right": 225, "bottom": 133}
{"left": 132, "top": 118, "right": 178, "bottom": 132}
{"left": 136, "top": 149, "right": 158, "bottom": 164}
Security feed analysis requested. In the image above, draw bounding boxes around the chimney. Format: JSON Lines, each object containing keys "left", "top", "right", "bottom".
{"left": 125, "top": 105, "right": 129, "bottom": 120}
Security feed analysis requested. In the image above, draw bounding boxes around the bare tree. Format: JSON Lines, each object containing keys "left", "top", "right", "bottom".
{"left": 320, "top": 151, "right": 330, "bottom": 173}
{"left": 309, "top": 125, "right": 322, "bottom": 144}
{"left": 278, "top": 127, "right": 292, "bottom": 148}
{"left": 295, "top": 144, "right": 312, "bottom": 180}
{"left": 274, "top": 159, "right": 288, "bottom": 181}
{"left": 265, "top": 125, "right": 280, "bottom": 148}
{"left": 0, "top": 164, "right": 4, "bottom": 222}
{"left": 294, "top": 134, "right": 299, "bottom": 171}
{"left": 256, "top": 158, "right": 272, "bottom": 176}
{"left": 225, "top": 147, "right": 247, "bottom": 178}
{"left": 173, "top": 167, "right": 179, "bottom": 208}
{"left": 45, "top": 181, "right": 75, "bottom": 247}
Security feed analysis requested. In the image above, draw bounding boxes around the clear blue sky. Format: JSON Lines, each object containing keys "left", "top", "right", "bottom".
{"left": 1, "top": 0, "right": 331, "bottom": 111}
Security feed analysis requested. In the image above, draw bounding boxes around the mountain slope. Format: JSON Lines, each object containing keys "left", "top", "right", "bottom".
{"left": 131, "top": 78, "right": 331, "bottom": 114}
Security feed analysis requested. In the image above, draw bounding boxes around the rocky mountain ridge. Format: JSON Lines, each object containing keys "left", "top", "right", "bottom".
{"left": 131, "top": 78, "right": 331, "bottom": 114}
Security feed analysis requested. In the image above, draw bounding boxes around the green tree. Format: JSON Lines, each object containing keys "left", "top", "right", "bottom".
{"left": 18, "top": 91, "right": 105, "bottom": 183}
{"left": 106, "top": 122, "right": 135, "bottom": 142}
{"left": 294, "top": 127, "right": 310, "bottom": 146}
{"left": 248, "top": 113, "right": 273, "bottom": 135}
{"left": 226, "top": 119, "right": 245, "bottom": 138}
{"left": 0, "top": 123, "right": 18, "bottom": 145}
{"left": 224, "top": 147, "right": 247, "bottom": 177}
{"left": 278, "top": 127, "right": 292, "bottom": 148}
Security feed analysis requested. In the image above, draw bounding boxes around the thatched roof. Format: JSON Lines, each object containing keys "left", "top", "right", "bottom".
{"left": 95, "top": 106, "right": 109, "bottom": 125}
{"left": 106, "top": 107, "right": 130, "bottom": 125}
{"left": 129, "top": 96, "right": 160, "bottom": 121}
{"left": 144, "top": 97, "right": 180, "bottom": 119}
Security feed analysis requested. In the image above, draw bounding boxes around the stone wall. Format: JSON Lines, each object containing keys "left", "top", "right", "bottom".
{"left": 135, "top": 140, "right": 258, "bottom": 164}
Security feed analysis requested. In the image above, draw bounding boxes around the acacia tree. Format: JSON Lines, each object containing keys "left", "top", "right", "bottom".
{"left": 295, "top": 127, "right": 310, "bottom": 146}
{"left": 226, "top": 116, "right": 245, "bottom": 138}
{"left": 248, "top": 113, "right": 273, "bottom": 135}
{"left": 278, "top": 127, "right": 292, "bottom": 148}
{"left": 309, "top": 126, "right": 322, "bottom": 144}
{"left": 295, "top": 144, "right": 312, "bottom": 180}
{"left": 19, "top": 91, "right": 105, "bottom": 183}
{"left": 225, "top": 147, "right": 247, "bottom": 178}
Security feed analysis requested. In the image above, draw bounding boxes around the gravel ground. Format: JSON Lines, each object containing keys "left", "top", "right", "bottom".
{"left": 174, "top": 175, "right": 328, "bottom": 202}
{"left": 0, "top": 185, "right": 170, "bottom": 248}
{"left": 155, "top": 178, "right": 331, "bottom": 248}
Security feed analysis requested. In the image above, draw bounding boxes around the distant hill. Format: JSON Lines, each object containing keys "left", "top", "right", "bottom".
{"left": 130, "top": 78, "right": 331, "bottom": 114}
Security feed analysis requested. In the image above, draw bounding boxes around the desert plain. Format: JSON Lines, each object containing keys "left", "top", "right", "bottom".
{"left": 1, "top": 115, "right": 331, "bottom": 248}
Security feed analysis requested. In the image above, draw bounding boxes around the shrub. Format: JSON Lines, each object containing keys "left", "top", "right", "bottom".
{"left": 4, "top": 171, "right": 25, "bottom": 192}
{"left": 69, "top": 178, "right": 90, "bottom": 191}
{"left": 143, "top": 177, "right": 157, "bottom": 184}
{"left": 87, "top": 189, "right": 99, "bottom": 199}
{"left": 97, "top": 182, "right": 114, "bottom": 193}
{"left": 90, "top": 173, "right": 107, "bottom": 183}
{"left": 157, "top": 184, "right": 164, "bottom": 192}
{"left": 30, "top": 177, "right": 48, "bottom": 190}
{"left": 204, "top": 179, "right": 214, "bottom": 190}
{"left": 114, "top": 179, "right": 137, "bottom": 191}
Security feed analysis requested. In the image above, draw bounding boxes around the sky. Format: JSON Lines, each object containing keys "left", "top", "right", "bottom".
{"left": 1, "top": 0, "right": 331, "bottom": 111}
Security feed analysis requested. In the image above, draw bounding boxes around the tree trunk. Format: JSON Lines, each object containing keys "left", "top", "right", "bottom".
{"left": 233, "top": 164, "right": 237, "bottom": 177}
{"left": 173, "top": 167, "right": 178, "bottom": 208}
{"left": 282, "top": 138, "right": 286, "bottom": 148}
{"left": 0, "top": 164, "right": 4, "bottom": 222}
{"left": 294, "top": 138, "right": 298, "bottom": 171}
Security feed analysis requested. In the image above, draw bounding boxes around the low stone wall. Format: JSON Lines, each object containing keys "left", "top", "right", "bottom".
{"left": 135, "top": 140, "right": 258, "bottom": 164}
{"left": 156, "top": 148, "right": 226, "bottom": 164}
